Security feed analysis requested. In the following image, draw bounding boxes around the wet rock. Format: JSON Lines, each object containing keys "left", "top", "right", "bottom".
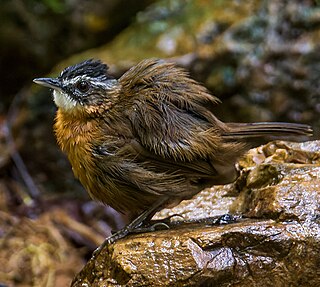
{"left": 72, "top": 222, "right": 320, "bottom": 287}
{"left": 234, "top": 163, "right": 320, "bottom": 221}
{"left": 71, "top": 141, "right": 320, "bottom": 286}
{"left": 233, "top": 141, "right": 320, "bottom": 222}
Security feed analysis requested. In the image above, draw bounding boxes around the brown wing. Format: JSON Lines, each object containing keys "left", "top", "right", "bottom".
{"left": 91, "top": 136, "right": 222, "bottom": 215}
{"left": 119, "top": 59, "right": 245, "bottom": 163}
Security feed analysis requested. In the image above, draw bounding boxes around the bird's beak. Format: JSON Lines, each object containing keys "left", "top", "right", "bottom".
{"left": 33, "top": 77, "right": 62, "bottom": 91}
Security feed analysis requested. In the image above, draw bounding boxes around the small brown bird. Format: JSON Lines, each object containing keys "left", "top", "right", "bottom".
{"left": 34, "top": 59, "right": 312, "bottom": 242}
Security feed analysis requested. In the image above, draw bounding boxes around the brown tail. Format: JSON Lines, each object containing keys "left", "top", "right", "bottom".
{"left": 222, "top": 122, "right": 313, "bottom": 141}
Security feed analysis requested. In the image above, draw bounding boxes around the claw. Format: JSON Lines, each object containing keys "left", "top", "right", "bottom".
{"left": 163, "top": 213, "right": 184, "bottom": 222}
{"left": 149, "top": 222, "right": 170, "bottom": 231}
{"left": 92, "top": 196, "right": 171, "bottom": 258}
{"left": 214, "top": 214, "right": 238, "bottom": 225}
{"left": 93, "top": 228, "right": 131, "bottom": 257}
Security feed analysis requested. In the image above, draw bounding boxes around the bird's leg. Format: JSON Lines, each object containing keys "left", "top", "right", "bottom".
{"left": 93, "top": 196, "right": 170, "bottom": 257}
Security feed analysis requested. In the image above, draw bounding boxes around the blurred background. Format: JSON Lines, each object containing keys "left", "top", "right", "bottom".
{"left": 0, "top": 0, "right": 319, "bottom": 286}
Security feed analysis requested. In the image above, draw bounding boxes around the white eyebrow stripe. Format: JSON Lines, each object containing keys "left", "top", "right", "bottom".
{"left": 94, "top": 79, "right": 118, "bottom": 89}
{"left": 63, "top": 75, "right": 92, "bottom": 85}
{"left": 62, "top": 75, "right": 117, "bottom": 90}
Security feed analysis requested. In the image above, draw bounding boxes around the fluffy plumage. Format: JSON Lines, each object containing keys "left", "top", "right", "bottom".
{"left": 35, "top": 59, "right": 313, "bottom": 224}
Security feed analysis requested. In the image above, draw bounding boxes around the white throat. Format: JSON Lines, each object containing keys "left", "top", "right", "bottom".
{"left": 53, "top": 90, "right": 78, "bottom": 110}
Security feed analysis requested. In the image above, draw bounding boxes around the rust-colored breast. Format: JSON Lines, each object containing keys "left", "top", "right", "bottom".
{"left": 54, "top": 110, "right": 103, "bottom": 200}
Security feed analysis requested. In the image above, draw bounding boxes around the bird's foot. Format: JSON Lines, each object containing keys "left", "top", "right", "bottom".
{"left": 213, "top": 213, "right": 238, "bottom": 225}
{"left": 92, "top": 197, "right": 179, "bottom": 258}
{"left": 148, "top": 213, "right": 184, "bottom": 227}
{"left": 92, "top": 214, "right": 237, "bottom": 257}
{"left": 131, "top": 213, "right": 185, "bottom": 232}
{"left": 187, "top": 213, "right": 239, "bottom": 225}
{"left": 92, "top": 226, "right": 133, "bottom": 257}
{"left": 92, "top": 214, "right": 184, "bottom": 258}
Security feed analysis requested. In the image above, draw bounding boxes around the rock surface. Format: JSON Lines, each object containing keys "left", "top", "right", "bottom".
{"left": 71, "top": 141, "right": 320, "bottom": 287}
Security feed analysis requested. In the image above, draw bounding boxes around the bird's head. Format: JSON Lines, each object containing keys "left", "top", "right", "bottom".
{"left": 33, "top": 59, "right": 119, "bottom": 116}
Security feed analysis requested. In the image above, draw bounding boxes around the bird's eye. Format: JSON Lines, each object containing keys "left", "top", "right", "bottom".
{"left": 76, "top": 81, "right": 90, "bottom": 93}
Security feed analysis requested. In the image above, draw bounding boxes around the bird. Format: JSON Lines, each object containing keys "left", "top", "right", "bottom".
{"left": 33, "top": 58, "right": 313, "bottom": 243}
